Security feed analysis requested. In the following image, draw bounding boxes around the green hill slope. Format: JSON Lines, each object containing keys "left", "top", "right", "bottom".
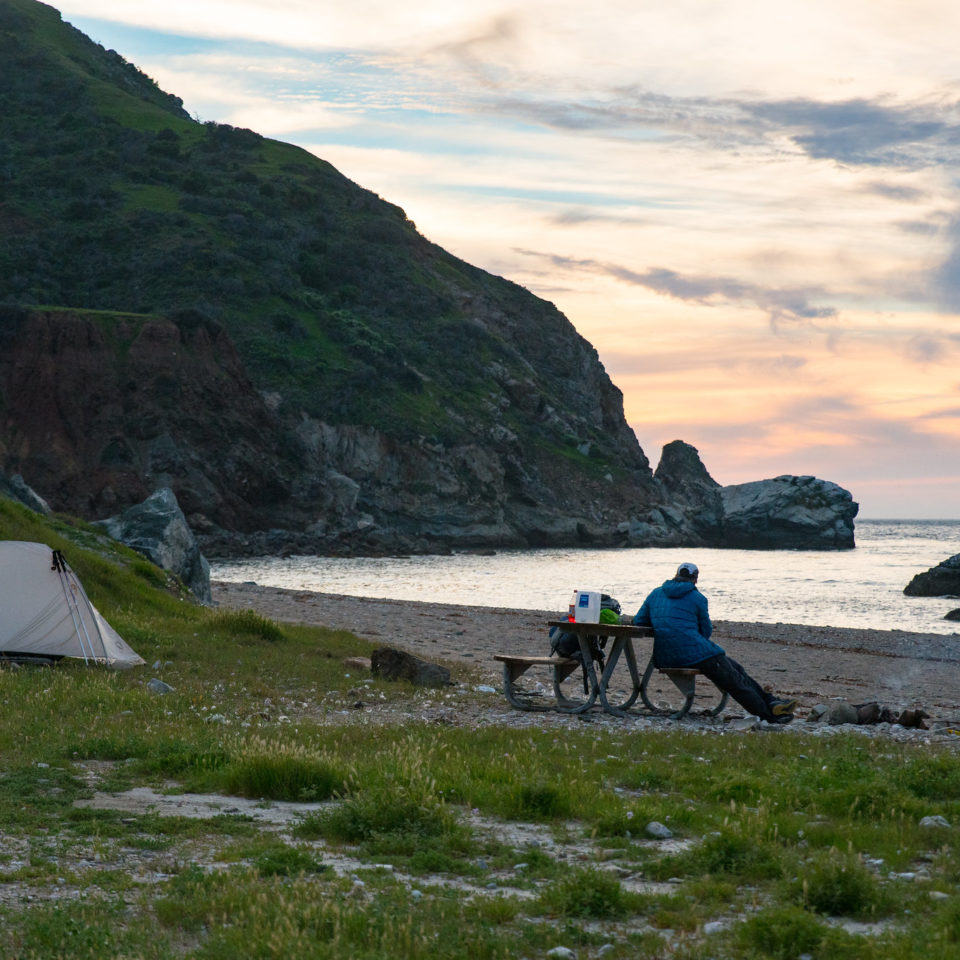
{"left": 0, "top": 0, "right": 640, "bottom": 441}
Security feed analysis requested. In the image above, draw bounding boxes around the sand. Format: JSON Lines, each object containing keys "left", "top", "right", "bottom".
{"left": 211, "top": 580, "right": 960, "bottom": 719}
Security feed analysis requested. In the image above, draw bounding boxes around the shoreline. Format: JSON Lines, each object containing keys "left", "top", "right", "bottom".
{"left": 212, "top": 580, "right": 960, "bottom": 717}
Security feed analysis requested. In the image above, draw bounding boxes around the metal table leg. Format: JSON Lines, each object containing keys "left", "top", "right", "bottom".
{"left": 596, "top": 637, "right": 643, "bottom": 717}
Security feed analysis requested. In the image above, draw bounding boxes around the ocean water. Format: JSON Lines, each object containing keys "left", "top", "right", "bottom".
{"left": 211, "top": 519, "right": 960, "bottom": 635}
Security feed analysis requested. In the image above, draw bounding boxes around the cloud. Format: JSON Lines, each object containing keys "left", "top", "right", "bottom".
{"left": 932, "top": 215, "right": 960, "bottom": 312}
{"left": 547, "top": 208, "right": 650, "bottom": 227}
{"left": 903, "top": 333, "right": 951, "bottom": 364}
{"left": 730, "top": 354, "right": 808, "bottom": 374}
{"left": 920, "top": 406, "right": 960, "bottom": 420}
{"left": 745, "top": 96, "right": 959, "bottom": 167}
{"left": 515, "top": 249, "right": 838, "bottom": 325}
{"left": 896, "top": 218, "right": 942, "bottom": 236}
{"left": 862, "top": 180, "right": 929, "bottom": 202}
{"left": 424, "top": 78, "right": 960, "bottom": 179}
{"left": 424, "top": 14, "right": 519, "bottom": 78}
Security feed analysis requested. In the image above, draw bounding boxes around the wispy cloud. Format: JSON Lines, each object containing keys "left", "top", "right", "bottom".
{"left": 745, "top": 96, "right": 960, "bottom": 167}
{"left": 862, "top": 180, "right": 929, "bottom": 202}
{"left": 903, "top": 333, "right": 955, "bottom": 364}
{"left": 932, "top": 215, "right": 960, "bottom": 312}
{"left": 517, "top": 250, "right": 837, "bottom": 325}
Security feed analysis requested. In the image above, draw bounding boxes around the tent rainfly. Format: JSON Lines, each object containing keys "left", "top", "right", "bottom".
{"left": 0, "top": 541, "right": 144, "bottom": 668}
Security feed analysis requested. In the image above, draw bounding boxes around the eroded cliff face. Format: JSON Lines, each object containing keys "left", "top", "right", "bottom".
{"left": 0, "top": 309, "right": 293, "bottom": 531}
{"left": 0, "top": 309, "right": 667, "bottom": 554}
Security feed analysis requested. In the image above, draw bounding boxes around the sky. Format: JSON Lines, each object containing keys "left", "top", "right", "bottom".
{"left": 54, "top": 0, "right": 960, "bottom": 518}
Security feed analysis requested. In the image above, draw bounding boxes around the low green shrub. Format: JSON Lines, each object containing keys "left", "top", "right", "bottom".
{"left": 11, "top": 899, "right": 162, "bottom": 960}
{"left": 537, "top": 866, "right": 641, "bottom": 920}
{"left": 791, "top": 851, "right": 892, "bottom": 918}
{"left": 252, "top": 843, "right": 328, "bottom": 877}
{"left": 299, "top": 791, "right": 452, "bottom": 843}
{"left": 735, "top": 905, "right": 828, "bottom": 959}
{"left": 654, "top": 824, "right": 786, "bottom": 882}
{"left": 503, "top": 779, "right": 572, "bottom": 820}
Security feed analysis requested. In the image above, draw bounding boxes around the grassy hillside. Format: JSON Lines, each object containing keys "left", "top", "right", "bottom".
{"left": 0, "top": 0, "right": 633, "bottom": 462}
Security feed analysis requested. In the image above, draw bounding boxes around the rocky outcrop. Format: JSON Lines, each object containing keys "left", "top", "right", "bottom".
{"left": 94, "top": 487, "right": 211, "bottom": 602}
{"left": 904, "top": 555, "right": 960, "bottom": 597}
{"left": 0, "top": 472, "right": 50, "bottom": 515}
{"left": 654, "top": 440, "right": 723, "bottom": 541}
{"left": 718, "top": 475, "right": 858, "bottom": 549}
{"left": 0, "top": 309, "right": 294, "bottom": 532}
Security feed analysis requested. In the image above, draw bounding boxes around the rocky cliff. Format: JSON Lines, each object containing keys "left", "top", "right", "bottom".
{"left": 0, "top": 310, "right": 857, "bottom": 555}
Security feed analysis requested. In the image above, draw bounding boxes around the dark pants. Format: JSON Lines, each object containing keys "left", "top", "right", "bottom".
{"left": 694, "top": 653, "right": 777, "bottom": 721}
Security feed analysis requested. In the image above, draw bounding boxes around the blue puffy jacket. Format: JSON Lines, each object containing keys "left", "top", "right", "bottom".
{"left": 633, "top": 579, "right": 725, "bottom": 667}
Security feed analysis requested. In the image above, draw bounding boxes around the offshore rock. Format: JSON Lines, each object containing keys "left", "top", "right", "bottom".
{"left": 718, "top": 475, "right": 858, "bottom": 549}
{"left": 647, "top": 444, "right": 857, "bottom": 550}
{"left": 904, "top": 554, "right": 960, "bottom": 597}
{"left": 95, "top": 487, "right": 211, "bottom": 602}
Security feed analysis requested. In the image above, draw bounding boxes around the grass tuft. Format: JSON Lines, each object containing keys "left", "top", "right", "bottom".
{"left": 209, "top": 608, "right": 287, "bottom": 643}
{"left": 218, "top": 737, "right": 347, "bottom": 801}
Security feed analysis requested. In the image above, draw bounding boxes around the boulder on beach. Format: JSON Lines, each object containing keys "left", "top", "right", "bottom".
{"left": 371, "top": 648, "right": 451, "bottom": 687}
{"left": 94, "top": 487, "right": 211, "bottom": 602}
{"left": 904, "top": 554, "right": 960, "bottom": 597}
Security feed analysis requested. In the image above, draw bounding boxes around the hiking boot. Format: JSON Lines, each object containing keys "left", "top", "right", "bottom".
{"left": 770, "top": 698, "right": 798, "bottom": 717}
{"left": 769, "top": 713, "right": 794, "bottom": 724}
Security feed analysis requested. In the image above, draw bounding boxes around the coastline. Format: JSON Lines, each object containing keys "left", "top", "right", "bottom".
{"left": 212, "top": 580, "right": 960, "bottom": 718}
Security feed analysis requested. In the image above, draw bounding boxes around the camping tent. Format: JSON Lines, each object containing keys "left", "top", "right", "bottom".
{"left": 0, "top": 541, "right": 144, "bottom": 668}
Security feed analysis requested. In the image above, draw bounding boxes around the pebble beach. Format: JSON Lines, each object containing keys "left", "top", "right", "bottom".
{"left": 212, "top": 580, "right": 960, "bottom": 725}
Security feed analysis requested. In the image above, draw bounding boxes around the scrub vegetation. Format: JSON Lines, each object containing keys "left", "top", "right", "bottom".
{"left": 1, "top": 497, "right": 960, "bottom": 958}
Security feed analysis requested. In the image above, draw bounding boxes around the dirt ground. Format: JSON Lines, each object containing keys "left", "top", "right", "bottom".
{"left": 211, "top": 581, "right": 960, "bottom": 721}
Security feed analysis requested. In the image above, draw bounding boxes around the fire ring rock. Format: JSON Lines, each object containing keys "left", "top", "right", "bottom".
{"left": 371, "top": 648, "right": 451, "bottom": 687}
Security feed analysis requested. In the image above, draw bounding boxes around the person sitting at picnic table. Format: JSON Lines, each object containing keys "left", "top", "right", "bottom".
{"left": 633, "top": 561, "right": 798, "bottom": 724}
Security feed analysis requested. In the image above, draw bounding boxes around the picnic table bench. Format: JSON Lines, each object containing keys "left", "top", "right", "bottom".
{"left": 494, "top": 620, "right": 729, "bottom": 719}
{"left": 492, "top": 654, "right": 586, "bottom": 713}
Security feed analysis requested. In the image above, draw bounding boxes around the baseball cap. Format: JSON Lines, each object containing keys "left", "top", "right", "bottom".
{"left": 676, "top": 561, "right": 699, "bottom": 579}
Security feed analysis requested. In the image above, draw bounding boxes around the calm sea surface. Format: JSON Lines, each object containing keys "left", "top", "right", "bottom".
{"left": 212, "top": 520, "right": 960, "bottom": 635}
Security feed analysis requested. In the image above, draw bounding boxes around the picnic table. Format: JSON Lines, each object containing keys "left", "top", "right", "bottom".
{"left": 494, "top": 619, "right": 729, "bottom": 719}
